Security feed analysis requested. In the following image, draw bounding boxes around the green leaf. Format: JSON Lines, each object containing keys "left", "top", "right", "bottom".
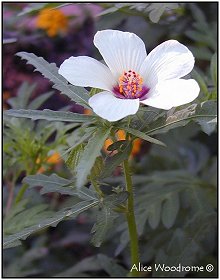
{"left": 97, "top": 6, "right": 121, "bottom": 17}
{"left": 4, "top": 247, "right": 48, "bottom": 277}
{"left": 161, "top": 192, "right": 180, "bottom": 229}
{"left": 56, "top": 253, "right": 127, "bottom": 277}
{"left": 76, "top": 126, "right": 111, "bottom": 189}
{"left": 153, "top": 229, "right": 199, "bottom": 277}
{"left": 144, "top": 104, "right": 197, "bottom": 135}
{"left": 17, "top": 3, "right": 48, "bottom": 16}
{"left": 62, "top": 127, "right": 95, "bottom": 158}
{"left": 100, "top": 142, "right": 132, "bottom": 178}
{"left": 106, "top": 140, "right": 128, "bottom": 152}
{"left": 3, "top": 200, "right": 98, "bottom": 249}
{"left": 97, "top": 254, "right": 127, "bottom": 276}
{"left": 98, "top": 3, "right": 179, "bottom": 23}
{"left": 210, "top": 53, "right": 217, "bottom": 87}
{"left": 3, "top": 239, "right": 22, "bottom": 249}
{"left": 17, "top": 3, "right": 72, "bottom": 16}
{"left": 187, "top": 46, "right": 212, "bottom": 61}
{"left": 90, "top": 156, "right": 104, "bottom": 180}
{"left": 134, "top": 170, "right": 199, "bottom": 233}
{"left": 4, "top": 109, "right": 94, "bottom": 123}
{"left": 148, "top": 201, "right": 162, "bottom": 229}
{"left": 146, "top": 3, "right": 179, "bottom": 23}
{"left": 144, "top": 101, "right": 217, "bottom": 136}
{"left": 66, "top": 143, "right": 85, "bottom": 170}
{"left": 16, "top": 52, "right": 90, "bottom": 108}
{"left": 194, "top": 101, "right": 217, "bottom": 135}
{"left": 89, "top": 87, "right": 103, "bottom": 96}
{"left": 154, "top": 209, "right": 217, "bottom": 277}
{"left": 148, "top": 200, "right": 161, "bottom": 229}
{"left": 28, "top": 91, "right": 54, "bottom": 109}
{"left": 91, "top": 206, "right": 118, "bottom": 247}
{"left": 55, "top": 255, "right": 102, "bottom": 277}
{"left": 91, "top": 192, "right": 128, "bottom": 247}
{"left": 119, "top": 126, "right": 166, "bottom": 146}
{"left": 7, "top": 82, "right": 37, "bottom": 109}
{"left": 4, "top": 204, "right": 51, "bottom": 235}
{"left": 23, "top": 173, "right": 69, "bottom": 193}
{"left": 23, "top": 173, "right": 97, "bottom": 201}
{"left": 4, "top": 199, "right": 29, "bottom": 223}
{"left": 191, "top": 69, "right": 209, "bottom": 98}
{"left": 3, "top": 38, "right": 17, "bottom": 44}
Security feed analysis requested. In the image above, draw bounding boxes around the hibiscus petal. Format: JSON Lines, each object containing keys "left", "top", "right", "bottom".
{"left": 140, "top": 40, "right": 195, "bottom": 88}
{"left": 89, "top": 91, "right": 140, "bottom": 122}
{"left": 94, "top": 30, "right": 147, "bottom": 79}
{"left": 140, "top": 79, "right": 200, "bottom": 110}
{"left": 58, "top": 56, "right": 115, "bottom": 91}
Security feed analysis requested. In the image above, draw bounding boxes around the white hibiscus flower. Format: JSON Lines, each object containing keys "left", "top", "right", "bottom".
{"left": 59, "top": 29, "right": 200, "bottom": 122}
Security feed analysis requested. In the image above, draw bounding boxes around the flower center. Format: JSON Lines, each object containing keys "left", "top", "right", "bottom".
{"left": 113, "top": 69, "right": 150, "bottom": 100}
{"left": 119, "top": 70, "right": 143, "bottom": 97}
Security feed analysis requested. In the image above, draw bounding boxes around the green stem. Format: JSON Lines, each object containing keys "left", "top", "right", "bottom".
{"left": 15, "top": 164, "right": 38, "bottom": 204}
{"left": 15, "top": 183, "right": 29, "bottom": 204}
{"left": 123, "top": 159, "right": 140, "bottom": 277}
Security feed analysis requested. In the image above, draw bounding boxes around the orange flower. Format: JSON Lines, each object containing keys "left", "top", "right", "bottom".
{"left": 46, "top": 152, "right": 61, "bottom": 164}
{"left": 83, "top": 108, "right": 142, "bottom": 158}
{"left": 37, "top": 152, "right": 62, "bottom": 173}
{"left": 3, "top": 91, "right": 11, "bottom": 110}
{"left": 36, "top": 8, "right": 68, "bottom": 37}
{"left": 103, "top": 130, "right": 142, "bottom": 158}
{"left": 131, "top": 138, "right": 142, "bottom": 157}
{"left": 83, "top": 108, "right": 92, "bottom": 115}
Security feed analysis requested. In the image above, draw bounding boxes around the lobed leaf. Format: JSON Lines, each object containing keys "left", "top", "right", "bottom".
{"left": 91, "top": 207, "right": 118, "bottom": 247}
{"left": 153, "top": 210, "right": 217, "bottom": 277}
{"left": 23, "top": 173, "right": 97, "bottom": 201}
{"left": 161, "top": 192, "right": 180, "bottom": 229}
{"left": 91, "top": 192, "right": 128, "bottom": 247}
{"left": 16, "top": 52, "right": 90, "bottom": 108}
{"left": 3, "top": 200, "right": 98, "bottom": 249}
{"left": 98, "top": 3, "right": 179, "bottom": 23}
{"left": 144, "top": 101, "right": 217, "bottom": 136}
{"left": 4, "top": 109, "right": 94, "bottom": 123}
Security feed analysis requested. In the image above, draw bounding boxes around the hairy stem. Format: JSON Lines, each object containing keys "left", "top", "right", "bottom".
{"left": 123, "top": 159, "right": 140, "bottom": 277}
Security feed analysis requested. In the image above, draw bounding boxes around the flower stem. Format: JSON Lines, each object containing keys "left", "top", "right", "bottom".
{"left": 123, "top": 159, "right": 140, "bottom": 277}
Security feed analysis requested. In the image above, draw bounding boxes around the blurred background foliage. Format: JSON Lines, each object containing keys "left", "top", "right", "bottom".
{"left": 3, "top": 2, "right": 217, "bottom": 277}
